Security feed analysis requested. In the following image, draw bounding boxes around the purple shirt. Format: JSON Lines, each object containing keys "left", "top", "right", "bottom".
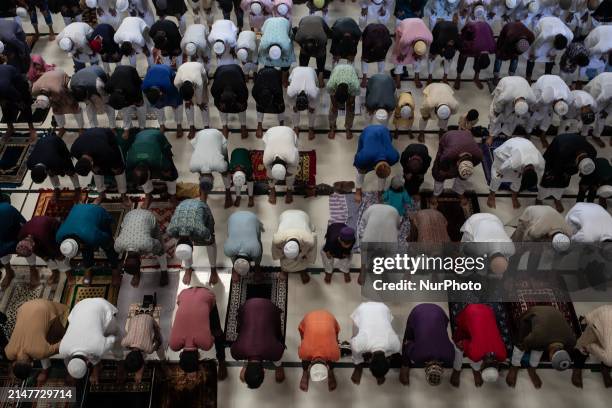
{"left": 402, "top": 304, "right": 455, "bottom": 366}
{"left": 459, "top": 21, "right": 496, "bottom": 57}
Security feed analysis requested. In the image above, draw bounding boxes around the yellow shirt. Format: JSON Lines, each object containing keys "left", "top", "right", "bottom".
{"left": 393, "top": 92, "right": 415, "bottom": 129}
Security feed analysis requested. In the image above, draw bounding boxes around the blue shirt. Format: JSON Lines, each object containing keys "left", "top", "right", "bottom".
{"left": 56, "top": 204, "right": 113, "bottom": 248}
{"left": 383, "top": 188, "right": 413, "bottom": 217}
{"left": 0, "top": 203, "right": 26, "bottom": 257}
{"left": 353, "top": 125, "right": 400, "bottom": 171}
{"left": 141, "top": 64, "right": 182, "bottom": 109}
{"left": 223, "top": 211, "right": 263, "bottom": 263}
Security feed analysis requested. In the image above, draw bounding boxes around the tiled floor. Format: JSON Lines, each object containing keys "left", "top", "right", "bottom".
{"left": 2, "top": 4, "right": 612, "bottom": 408}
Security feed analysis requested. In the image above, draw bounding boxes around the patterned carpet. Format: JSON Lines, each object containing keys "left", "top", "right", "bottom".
{"left": 84, "top": 198, "right": 133, "bottom": 260}
{"left": 480, "top": 137, "right": 538, "bottom": 192}
{"left": 224, "top": 268, "right": 288, "bottom": 345}
{"left": 0, "top": 136, "right": 34, "bottom": 186}
{"left": 250, "top": 149, "right": 317, "bottom": 186}
{"left": 0, "top": 362, "right": 19, "bottom": 408}
{"left": 421, "top": 192, "right": 481, "bottom": 242}
{"left": 33, "top": 189, "right": 88, "bottom": 219}
{"left": 155, "top": 361, "right": 217, "bottom": 408}
{"left": 83, "top": 361, "right": 153, "bottom": 408}
{"left": 143, "top": 200, "right": 179, "bottom": 260}
{"left": 61, "top": 269, "right": 119, "bottom": 311}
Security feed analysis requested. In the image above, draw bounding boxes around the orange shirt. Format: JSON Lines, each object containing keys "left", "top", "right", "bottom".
{"left": 298, "top": 310, "right": 340, "bottom": 362}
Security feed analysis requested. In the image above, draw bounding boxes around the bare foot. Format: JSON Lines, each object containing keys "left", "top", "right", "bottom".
{"left": 224, "top": 191, "right": 232, "bottom": 209}
{"left": 554, "top": 200, "right": 564, "bottom": 213}
{"left": 130, "top": 273, "right": 141, "bottom": 287}
{"left": 176, "top": 126, "right": 184, "bottom": 139}
{"left": 324, "top": 273, "right": 332, "bottom": 284}
{"left": 527, "top": 367, "right": 542, "bottom": 389}
{"left": 300, "top": 271, "right": 310, "bottom": 284}
{"left": 188, "top": 126, "right": 196, "bottom": 139}
{"left": 414, "top": 77, "right": 422, "bottom": 89}
{"left": 346, "top": 129, "right": 353, "bottom": 139}
{"left": 268, "top": 189, "right": 277, "bottom": 204}
{"left": 256, "top": 123, "right": 263, "bottom": 139}
{"left": 571, "top": 368, "right": 583, "bottom": 388}
{"left": 450, "top": 369, "right": 460, "bottom": 387}
{"left": 111, "top": 269, "right": 121, "bottom": 287}
{"left": 328, "top": 129, "right": 335, "bottom": 139}
{"left": 234, "top": 196, "right": 241, "bottom": 207}
{"left": 308, "top": 129, "right": 315, "bottom": 140}
{"left": 506, "top": 366, "right": 518, "bottom": 387}
{"left": 473, "top": 370, "right": 483, "bottom": 387}
{"left": 248, "top": 196, "right": 254, "bottom": 207}
{"left": 300, "top": 370, "right": 309, "bottom": 391}
{"left": 474, "top": 79, "right": 483, "bottom": 89}
{"left": 222, "top": 125, "right": 229, "bottom": 138}
{"left": 512, "top": 196, "right": 521, "bottom": 209}
{"left": 275, "top": 367, "right": 285, "bottom": 383}
{"left": 285, "top": 191, "right": 293, "bottom": 204}
{"left": 209, "top": 268, "right": 219, "bottom": 285}
{"left": 453, "top": 78, "right": 461, "bottom": 90}
{"left": 593, "top": 137, "right": 605, "bottom": 148}
{"left": 182, "top": 268, "right": 193, "bottom": 285}
{"left": 355, "top": 188, "right": 362, "bottom": 203}
{"left": 344, "top": 273, "right": 351, "bottom": 283}
{"left": 47, "top": 271, "right": 60, "bottom": 285}
{"left": 241, "top": 126, "right": 248, "bottom": 139}
{"left": 487, "top": 193, "right": 496, "bottom": 209}
{"left": 418, "top": 131, "right": 425, "bottom": 142}
{"left": 328, "top": 370, "right": 337, "bottom": 391}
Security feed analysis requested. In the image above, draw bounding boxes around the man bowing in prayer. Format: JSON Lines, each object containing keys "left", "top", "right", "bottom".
{"left": 272, "top": 209, "right": 317, "bottom": 284}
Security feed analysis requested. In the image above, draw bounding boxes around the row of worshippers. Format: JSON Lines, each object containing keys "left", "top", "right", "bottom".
{"left": 5, "top": 295, "right": 612, "bottom": 390}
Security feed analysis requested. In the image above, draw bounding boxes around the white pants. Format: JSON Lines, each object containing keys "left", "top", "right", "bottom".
{"left": 292, "top": 110, "right": 316, "bottom": 128}
{"left": 48, "top": 174, "right": 80, "bottom": 190}
{"left": 256, "top": 111, "right": 285, "bottom": 125}
{"left": 453, "top": 346, "right": 482, "bottom": 371}
{"left": 537, "top": 186, "right": 564, "bottom": 201}
{"left": 511, "top": 346, "right": 543, "bottom": 368}
{"left": 490, "top": 160, "right": 522, "bottom": 193}
{"left": 395, "top": 61, "right": 423, "bottom": 76}
{"left": 419, "top": 116, "right": 449, "bottom": 132}
{"left": 361, "top": 61, "right": 385, "bottom": 75}
{"left": 235, "top": 181, "right": 254, "bottom": 197}
{"left": 121, "top": 105, "right": 147, "bottom": 129}
{"left": 142, "top": 179, "right": 177, "bottom": 195}
{"left": 321, "top": 249, "right": 351, "bottom": 274}
{"left": 220, "top": 111, "right": 247, "bottom": 126}
{"left": 156, "top": 106, "right": 184, "bottom": 127}
{"left": 185, "top": 103, "right": 210, "bottom": 128}
{"left": 433, "top": 178, "right": 469, "bottom": 196}
{"left": 24, "top": 255, "right": 71, "bottom": 273}
{"left": 93, "top": 172, "right": 128, "bottom": 194}
{"left": 181, "top": 244, "right": 216, "bottom": 269}
{"left": 54, "top": 111, "right": 84, "bottom": 129}
{"left": 356, "top": 171, "right": 387, "bottom": 191}
{"left": 427, "top": 57, "right": 450, "bottom": 76}
{"left": 85, "top": 102, "right": 116, "bottom": 128}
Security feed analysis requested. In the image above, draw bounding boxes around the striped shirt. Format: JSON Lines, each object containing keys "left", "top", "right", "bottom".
{"left": 121, "top": 313, "right": 162, "bottom": 354}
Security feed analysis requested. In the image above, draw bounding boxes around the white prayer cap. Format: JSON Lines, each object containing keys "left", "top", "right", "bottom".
{"left": 579, "top": 158, "right": 595, "bottom": 175}
{"left": 185, "top": 42, "right": 197, "bottom": 56}
{"left": 400, "top": 105, "right": 412, "bottom": 119}
{"left": 251, "top": 2, "right": 263, "bottom": 15}
{"left": 59, "top": 37, "right": 74, "bottom": 52}
{"left": 86, "top": 0, "right": 98, "bottom": 8}
{"left": 552, "top": 233, "right": 571, "bottom": 252}
{"left": 436, "top": 104, "right": 451, "bottom": 120}
{"left": 528, "top": 0, "right": 540, "bottom": 13}
{"left": 34, "top": 95, "right": 50, "bottom": 110}
{"left": 474, "top": 5, "right": 486, "bottom": 19}
{"left": 514, "top": 99, "right": 529, "bottom": 115}
{"left": 116, "top": 0, "right": 129, "bottom": 12}
{"left": 481, "top": 367, "right": 499, "bottom": 383}
{"left": 277, "top": 3, "right": 289, "bottom": 15}
{"left": 60, "top": 239, "right": 78, "bottom": 259}
{"left": 447, "top": 0, "right": 459, "bottom": 3}
{"left": 553, "top": 100, "right": 569, "bottom": 116}
{"left": 213, "top": 40, "right": 225, "bottom": 55}
{"left": 490, "top": 255, "right": 509, "bottom": 275}
{"left": 67, "top": 357, "right": 88, "bottom": 379}
{"left": 269, "top": 45, "right": 282, "bottom": 60}
{"left": 310, "top": 363, "right": 328, "bottom": 382}
{"left": 506, "top": 0, "right": 517, "bottom": 8}
{"left": 0, "top": 41, "right": 4, "bottom": 54}
{"left": 283, "top": 240, "right": 300, "bottom": 259}
{"left": 237, "top": 48, "right": 249, "bottom": 62}
{"left": 375, "top": 109, "right": 388, "bottom": 122}
{"left": 458, "top": 160, "right": 474, "bottom": 179}
{"left": 16, "top": 7, "right": 28, "bottom": 18}
{"left": 233, "top": 170, "right": 246, "bottom": 187}
{"left": 233, "top": 258, "right": 250, "bottom": 276}
{"left": 271, "top": 163, "right": 286, "bottom": 180}
{"left": 175, "top": 244, "right": 193, "bottom": 261}
{"left": 597, "top": 185, "right": 612, "bottom": 198}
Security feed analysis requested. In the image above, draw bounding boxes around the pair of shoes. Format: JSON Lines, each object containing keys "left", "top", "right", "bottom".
{"left": 332, "top": 181, "right": 356, "bottom": 194}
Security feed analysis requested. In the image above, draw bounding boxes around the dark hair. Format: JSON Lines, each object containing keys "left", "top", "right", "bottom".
{"left": 244, "top": 362, "right": 265, "bottom": 389}
{"left": 581, "top": 109, "right": 595, "bottom": 125}
{"left": 179, "top": 350, "right": 199, "bottom": 373}
{"left": 133, "top": 163, "right": 150, "bottom": 186}
{"left": 335, "top": 83, "right": 349, "bottom": 105}
{"left": 295, "top": 91, "right": 309, "bottom": 111}
{"left": 124, "top": 350, "right": 145, "bottom": 373}
{"left": 466, "top": 109, "right": 479, "bottom": 122}
{"left": 123, "top": 251, "right": 141, "bottom": 275}
{"left": 71, "top": 86, "right": 88, "bottom": 102}
{"left": 12, "top": 362, "right": 32, "bottom": 380}
{"left": 179, "top": 81, "right": 195, "bottom": 101}
{"left": 369, "top": 351, "right": 390, "bottom": 378}
{"left": 144, "top": 87, "right": 162, "bottom": 104}
{"left": 75, "top": 157, "right": 93, "bottom": 176}
{"left": 177, "top": 236, "right": 193, "bottom": 246}
{"left": 553, "top": 34, "right": 568, "bottom": 50}
{"left": 575, "top": 53, "right": 590, "bottom": 67}
{"left": 153, "top": 32, "right": 167, "bottom": 49}
{"left": 31, "top": 164, "right": 48, "bottom": 184}
{"left": 120, "top": 41, "right": 133, "bottom": 56}
{"left": 520, "top": 166, "right": 538, "bottom": 191}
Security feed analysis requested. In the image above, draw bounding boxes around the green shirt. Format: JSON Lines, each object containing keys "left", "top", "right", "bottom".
{"left": 326, "top": 64, "right": 360, "bottom": 96}
{"left": 126, "top": 129, "right": 173, "bottom": 172}
{"left": 229, "top": 148, "right": 253, "bottom": 179}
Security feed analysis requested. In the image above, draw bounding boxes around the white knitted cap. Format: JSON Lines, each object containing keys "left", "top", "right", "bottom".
{"left": 481, "top": 367, "right": 499, "bottom": 383}
{"left": 233, "top": 170, "right": 246, "bottom": 187}
{"left": 375, "top": 109, "right": 388, "bottom": 122}
{"left": 597, "top": 185, "right": 612, "bottom": 198}
{"left": 16, "top": 7, "right": 28, "bottom": 18}
{"left": 34, "top": 95, "right": 50, "bottom": 110}
{"left": 213, "top": 40, "right": 225, "bottom": 55}
{"left": 528, "top": 0, "right": 540, "bottom": 13}
{"left": 185, "top": 42, "right": 197, "bottom": 56}
{"left": 234, "top": 258, "right": 250, "bottom": 276}
{"left": 60, "top": 239, "right": 78, "bottom": 259}
{"left": 474, "top": 5, "right": 486, "bottom": 19}
{"left": 552, "top": 233, "right": 571, "bottom": 252}
{"left": 116, "top": 0, "right": 129, "bottom": 12}
{"left": 67, "top": 358, "right": 88, "bottom": 379}
{"left": 277, "top": 3, "right": 289, "bottom": 15}
{"left": 237, "top": 48, "right": 249, "bottom": 62}
{"left": 269, "top": 45, "right": 282, "bottom": 60}
{"left": 436, "top": 104, "right": 451, "bottom": 120}
{"left": 514, "top": 100, "right": 529, "bottom": 115}
{"left": 400, "top": 105, "right": 412, "bottom": 119}
{"left": 86, "top": 0, "right": 98, "bottom": 8}
{"left": 458, "top": 160, "right": 474, "bottom": 179}
{"left": 506, "top": 0, "right": 517, "bottom": 8}
{"left": 310, "top": 363, "right": 328, "bottom": 382}
{"left": 283, "top": 240, "right": 300, "bottom": 259}
{"left": 59, "top": 37, "right": 73, "bottom": 52}
{"left": 579, "top": 158, "right": 595, "bottom": 175}
{"left": 554, "top": 100, "right": 569, "bottom": 116}
{"left": 0, "top": 41, "right": 4, "bottom": 54}
{"left": 251, "top": 2, "right": 263, "bottom": 15}
{"left": 271, "top": 163, "right": 286, "bottom": 180}
{"left": 175, "top": 244, "right": 193, "bottom": 261}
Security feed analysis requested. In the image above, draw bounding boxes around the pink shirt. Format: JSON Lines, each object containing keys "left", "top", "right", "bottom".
{"left": 169, "top": 287, "right": 215, "bottom": 351}
{"left": 392, "top": 18, "right": 433, "bottom": 65}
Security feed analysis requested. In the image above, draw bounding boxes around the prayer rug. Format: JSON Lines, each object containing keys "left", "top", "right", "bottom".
{"left": 0, "top": 136, "right": 34, "bottom": 186}
{"left": 61, "top": 268, "right": 119, "bottom": 311}
{"left": 156, "top": 361, "right": 217, "bottom": 408}
{"left": 83, "top": 361, "right": 153, "bottom": 408}
{"left": 33, "top": 189, "right": 88, "bottom": 219}
{"left": 83, "top": 198, "right": 133, "bottom": 260}
{"left": 116, "top": 271, "right": 179, "bottom": 349}
{"left": 0, "top": 276, "right": 44, "bottom": 344}
{"left": 448, "top": 302, "right": 514, "bottom": 356}
{"left": 480, "top": 137, "right": 537, "bottom": 192}
{"left": 142, "top": 200, "right": 178, "bottom": 260}
{"left": 249, "top": 149, "right": 317, "bottom": 186}
{"left": 25, "top": 365, "right": 84, "bottom": 408}
{"left": 224, "top": 268, "right": 288, "bottom": 345}
{"left": 0, "top": 362, "right": 19, "bottom": 408}
{"left": 421, "top": 192, "right": 480, "bottom": 242}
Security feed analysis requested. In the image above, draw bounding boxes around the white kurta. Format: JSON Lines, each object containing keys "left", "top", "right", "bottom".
{"left": 287, "top": 66, "right": 320, "bottom": 106}
{"left": 361, "top": 204, "right": 400, "bottom": 243}
{"left": 237, "top": 30, "right": 259, "bottom": 72}
{"left": 271, "top": 209, "right": 317, "bottom": 272}
{"left": 58, "top": 22, "right": 94, "bottom": 55}
{"left": 59, "top": 298, "right": 122, "bottom": 364}
{"left": 175, "top": 62, "right": 208, "bottom": 105}
{"left": 566, "top": 202, "right": 612, "bottom": 243}
{"left": 489, "top": 76, "right": 536, "bottom": 137}
{"left": 528, "top": 74, "right": 573, "bottom": 132}
{"left": 114, "top": 16, "right": 150, "bottom": 50}
{"left": 461, "top": 213, "right": 516, "bottom": 258}
{"left": 490, "top": 137, "right": 545, "bottom": 192}
{"left": 584, "top": 72, "right": 612, "bottom": 136}
{"left": 350, "top": 302, "right": 401, "bottom": 365}
{"left": 263, "top": 126, "right": 299, "bottom": 173}
{"left": 560, "top": 90, "right": 597, "bottom": 135}
{"left": 208, "top": 19, "right": 239, "bottom": 66}
{"left": 189, "top": 129, "right": 228, "bottom": 174}
{"left": 531, "top": 17, "right": 574, "bottom": 61}
{"left": 181, "top": 24, "right": 211, "bottom": 62}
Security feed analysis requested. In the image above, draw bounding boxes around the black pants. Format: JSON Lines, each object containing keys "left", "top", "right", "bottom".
{"left": 456, "top": 54, "right": 480, "bottom": 74}
{"left": 526, "top": 60, "right": 555, "bottom": 78}
{"left": 299, "top": 52, "right": 326, "bottom": 74}
{"left": 220, "top": 0, "right": 244, "bottom": 29}
{"left": 404, "top": 174, "right": 424, "bottom": 196}
{"left": 210, "top": 305, "right": 226, "bottom": 361}
{"left": 577, "top": 182, "right": 599, "bottom": 203}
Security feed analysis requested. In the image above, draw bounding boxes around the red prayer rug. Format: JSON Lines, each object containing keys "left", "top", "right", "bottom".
{"left": 249, "top": 149, "right": 316, "bottom": 186}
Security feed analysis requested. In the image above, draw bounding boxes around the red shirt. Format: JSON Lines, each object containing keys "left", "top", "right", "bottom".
{"left": 453, "top": 304, "right": 507, "bottom": 362}
{"left": 298, "top": 310, "right": 340, "bottom": 362}
{"left": 169, "top": 287, "right": 215, "bottom": 351}
{"left": 18, "top": 216, "right": 61, "bottom": 259}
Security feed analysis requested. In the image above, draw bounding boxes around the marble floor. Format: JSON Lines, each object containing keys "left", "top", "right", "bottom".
{"left": 1, "top": 4, "right": 612, "bottom": 408}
